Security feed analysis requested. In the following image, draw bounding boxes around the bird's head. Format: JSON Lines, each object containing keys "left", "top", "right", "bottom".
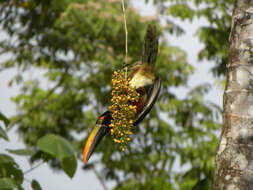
{"left": 83, "top": 111, "right": 112, "bottom": 163}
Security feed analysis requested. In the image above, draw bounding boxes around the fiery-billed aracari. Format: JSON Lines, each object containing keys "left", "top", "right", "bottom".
{"left": 83, "top": 25, "right": 161, "bottom": 163}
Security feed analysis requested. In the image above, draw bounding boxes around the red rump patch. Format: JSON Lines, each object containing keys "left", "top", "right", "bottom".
{"left": 133, "top": 87, "right": 146, "bottom": 112}
{"left": 134, "top": 99, "right": 144, "bottom": 112}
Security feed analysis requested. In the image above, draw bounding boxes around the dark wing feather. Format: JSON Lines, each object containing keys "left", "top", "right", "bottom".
{"left": 134, "top": 77, "right": 161, "bottom": 126}
{"left": 142, "top": 24, "right": 158, "bottom": 69}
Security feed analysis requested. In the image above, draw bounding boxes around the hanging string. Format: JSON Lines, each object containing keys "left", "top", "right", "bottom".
{"left": 121, "top": 0, "right": 128, "bottom": 79}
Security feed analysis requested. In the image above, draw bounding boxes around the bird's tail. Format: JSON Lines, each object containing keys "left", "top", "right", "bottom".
{"left": 142, "top": 24, "right": 159, "bottom": 69}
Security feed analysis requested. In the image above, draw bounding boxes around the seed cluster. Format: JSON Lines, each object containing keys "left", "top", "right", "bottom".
{"left": 109, "top": 70, "right": 140, "bottom": 151}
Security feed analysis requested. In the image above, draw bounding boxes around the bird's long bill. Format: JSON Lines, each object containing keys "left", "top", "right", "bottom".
{"left": 83, "top": 124, "right": 108, "bottom": 164}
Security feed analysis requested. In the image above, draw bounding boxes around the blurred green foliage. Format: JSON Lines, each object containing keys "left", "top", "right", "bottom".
{"left": 0, "top": 0, "right": 232, "bottom": 189}
{"left": 0, "top": 154, "right": 24, "bottom": 190}
{"left": 164, "top": 0, "right": 233, "bottom": 77}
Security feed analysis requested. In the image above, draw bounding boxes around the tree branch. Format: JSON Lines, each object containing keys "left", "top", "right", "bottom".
{"left": 24, "top": 161, "right": 44, "bottom": 175}
{"left": 7, "top": 67, "right": 69, "bottom": 131}
{"left": 92, "top": 166, "right": 108, "bottom": 190}
{"left": 78, "top": 155, "right": 108, "bottom": 190}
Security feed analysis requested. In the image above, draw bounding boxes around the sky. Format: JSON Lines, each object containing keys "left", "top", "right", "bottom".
{"left": 0, "top": 1, "right": 223, "bottom": 190}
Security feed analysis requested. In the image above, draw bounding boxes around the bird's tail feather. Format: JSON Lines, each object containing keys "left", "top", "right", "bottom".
{"left": 142, "top": 24, "right": 158, "bottom": 68}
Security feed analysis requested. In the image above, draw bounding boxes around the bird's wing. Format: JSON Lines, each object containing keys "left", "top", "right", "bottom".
{"left": 134, "top": 77, "right": 161, "bottom": 126}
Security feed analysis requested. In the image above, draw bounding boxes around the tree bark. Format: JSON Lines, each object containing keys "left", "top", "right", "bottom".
{"left": 214, "top": 1, "right": 253, "bottom": 189}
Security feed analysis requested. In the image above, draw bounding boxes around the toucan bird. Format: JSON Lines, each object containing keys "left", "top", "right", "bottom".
{"left": 83, "top": 25, "right": 161, "bottom": 163}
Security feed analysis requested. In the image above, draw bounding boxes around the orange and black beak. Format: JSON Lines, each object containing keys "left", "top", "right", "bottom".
{"left": 83, "top": 111, "right": 112, "bottom": 164}
{"left": 83, "top": 124, "right": 109, "bottom": 163}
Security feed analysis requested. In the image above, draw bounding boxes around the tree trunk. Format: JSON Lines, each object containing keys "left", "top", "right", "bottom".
{"left": 214, "top": 0, "right": 253, "bottom": 189}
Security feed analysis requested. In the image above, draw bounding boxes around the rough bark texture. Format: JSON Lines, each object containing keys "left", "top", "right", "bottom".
{"left": 214, "top": 1, "right": 253, "bottom": 189}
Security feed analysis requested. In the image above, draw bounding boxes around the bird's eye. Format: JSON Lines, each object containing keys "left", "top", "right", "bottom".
{"left": 95, "top": 119, "right": 103, "bottom": 125}
{"left": 96, "top": 116, "right": 105, "bottom": 124}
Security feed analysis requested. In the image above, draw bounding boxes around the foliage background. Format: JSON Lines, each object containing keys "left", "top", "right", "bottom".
{"left": 0, "top": 0, "right": 233, "bottom": 189}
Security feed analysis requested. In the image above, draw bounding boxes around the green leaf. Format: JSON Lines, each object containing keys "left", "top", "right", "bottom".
{"left": 0, "top": 112, "right": 10, "bottom": 127}
{"left": 167, "top": 4, "right": 195, "bottom": 21}
{"left": 192, "top": 178, "right": 211, "bottom": 190}
{"left": 6, "top": 148, "right": 35, "bottom": 156}
{"left": 37, "top": 134, "right": 77, "bottom": 178}
{"left": 31, "top": 179, "right": 42, "bottom": 190}
{"left": 0, "top": 154, "right": 15, "bottom": 164}
{"left": 37, "top": 134, "right": 75, "bottom": 158}
{"left": 0, "top": 154, "right": 24, "bottom": 185}
{"left": 0, "top": 127, "right": 9, "bottom": 141}
{"left": 61, "top": 156, "right": 77, "bottom": 179}
{"left": 0, "top": 178, "right": 16, "bottom": 190}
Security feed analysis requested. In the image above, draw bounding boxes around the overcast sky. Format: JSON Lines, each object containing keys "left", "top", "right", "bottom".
{"left": 0, "top": 1, "right": 223, "bottom": 189}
